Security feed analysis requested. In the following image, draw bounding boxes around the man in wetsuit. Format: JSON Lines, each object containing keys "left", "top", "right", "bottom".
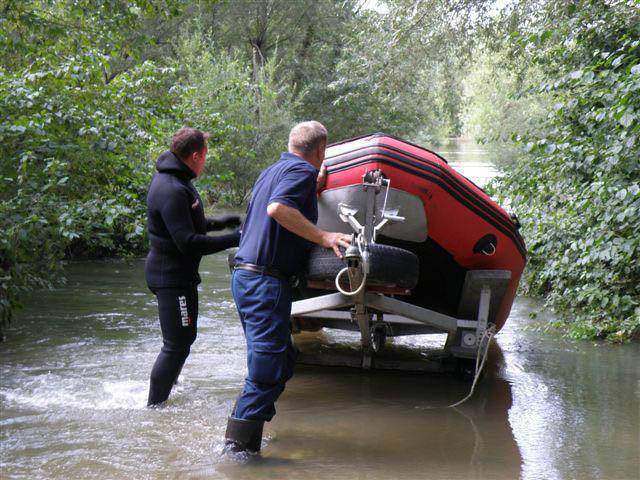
{"left": 145, "top": 127, "right": 241, "bottom": 406}
{"left": 223, "top": 121, "right": 351, "bottom": 454}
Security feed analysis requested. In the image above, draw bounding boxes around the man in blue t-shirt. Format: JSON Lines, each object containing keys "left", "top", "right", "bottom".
{"left": 224, "top": 121, "right": 351, "bottom": 455}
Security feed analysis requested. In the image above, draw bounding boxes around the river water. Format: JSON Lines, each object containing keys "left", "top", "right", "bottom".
{"left": 1, "top": 140, "right": 639, "bottom": 480}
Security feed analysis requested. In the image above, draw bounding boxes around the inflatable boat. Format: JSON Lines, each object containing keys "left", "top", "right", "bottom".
{"left": 291, "top": 133, "right": 526, "bottom": 370}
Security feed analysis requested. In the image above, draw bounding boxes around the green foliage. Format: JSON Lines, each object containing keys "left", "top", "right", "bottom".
{"left": 174, "top": 31, "right": 301, "bottom": 205}
{"left": 462, "top": 45, "right": 550, "bottom": 161}
{"left": 489, "top": 0, "right": 640, "bottom": 341}
{"left": 0, "top": 53, "right": 175, "bottom": 329}
{"left": 3, "top": 0, "right": 637, "bottom": 345}
{"left": 325, "top": 0, "right": 493, "bottom": 142}
{"left": 0, "top": 1, "right": 180, "bottom": 333}
{"left": 324, "top": 10, "right": 434, "bottom": 140}
{"left": 194, "top": 0, "right": 488, "bottom": 142}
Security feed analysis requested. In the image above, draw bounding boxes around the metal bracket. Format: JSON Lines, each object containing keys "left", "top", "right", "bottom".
{"left": 373, "top": 208, "right": 406, "bottom": 240}
{"left": 291, "top": 292, "right": 353, "bottom": 316}
{"left": 291, "top": 291, "right": 476, "bottom": 334}
{"left": 364, "top": 293, "right": 460, "bottom": 333}
{"left": 477, "top": 285, "right": 491, "bottom": 338}
{"left": 338, "top": 203, "right": 363, "bottom": 234}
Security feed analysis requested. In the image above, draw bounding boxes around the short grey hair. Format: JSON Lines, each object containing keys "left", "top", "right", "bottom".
{"left": 288, "top": 121, "right": 328, "bottom": 154}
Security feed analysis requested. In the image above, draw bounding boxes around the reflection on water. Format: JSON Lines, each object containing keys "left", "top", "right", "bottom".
{"left": 1, "top": 140, "right": 639, "bottom": 479}
{"left": 500, "top": 300, "right": 640, "bottom": 480}
{"left": 248, "top": 342, "right": 521, "bottom": 480}
{"left": 1, "top": 257, "right": 638, "bottom": 480}
{"left": 438, "top": 137, "right": 499, "bottom": 188}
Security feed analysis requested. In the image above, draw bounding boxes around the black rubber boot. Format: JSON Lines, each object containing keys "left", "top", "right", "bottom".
{"left": 173, "top": 363, "right": 184, "bottom": 385}
{"left": 222, "top": 417, "right": 264, "bottom": 455}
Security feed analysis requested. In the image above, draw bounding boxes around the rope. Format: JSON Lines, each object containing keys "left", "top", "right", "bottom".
{"left": 481, "top": 243, "right": 496, "bottom": 256}
{"left": 335, "top": 267, "right": 368, "bottom": 296}
{"left": 447, "top": 324, "right": 496, "bottom": 408}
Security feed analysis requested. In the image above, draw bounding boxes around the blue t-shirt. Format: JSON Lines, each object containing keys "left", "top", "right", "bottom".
{"left": 235, "top": 152, "right": 319, "bottom": 275}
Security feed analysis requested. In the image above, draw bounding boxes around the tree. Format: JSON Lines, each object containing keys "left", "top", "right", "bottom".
{"left": 489, "top": 0, "right": 640, "bottom": 341}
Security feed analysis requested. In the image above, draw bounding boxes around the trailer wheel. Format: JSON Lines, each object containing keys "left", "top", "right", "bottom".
{"left": 306, "top": 243, "right": 419, "bottom": 289}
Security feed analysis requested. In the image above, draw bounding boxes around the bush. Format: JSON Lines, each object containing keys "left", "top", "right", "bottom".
{"left": 0, "top": 52, "right": 176, "bottom": 334}
{"left": 174, "top": 31, "right": 301, "bottom": 206}
{"left": 462, "top": 45, "right": 550, "bottom": 164}
{"left": 490, "top": 1, "right": 640, "bottom": 341}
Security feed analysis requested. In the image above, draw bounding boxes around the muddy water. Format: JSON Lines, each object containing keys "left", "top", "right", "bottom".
{"left": 1, "top": 141, "right": 639, "bottom": 479}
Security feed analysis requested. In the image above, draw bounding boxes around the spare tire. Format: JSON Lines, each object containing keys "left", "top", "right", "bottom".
{"left": 306, "top": 243, "right": 419, "bottom": 290}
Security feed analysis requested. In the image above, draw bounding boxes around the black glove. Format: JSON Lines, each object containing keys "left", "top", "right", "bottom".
{"left": 206, "top": 214, "right": 242, "bottom": 231}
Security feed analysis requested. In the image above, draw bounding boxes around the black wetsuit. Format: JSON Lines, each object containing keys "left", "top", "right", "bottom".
{"left": 145, "top": 150, "right": 240, "bottom": 405}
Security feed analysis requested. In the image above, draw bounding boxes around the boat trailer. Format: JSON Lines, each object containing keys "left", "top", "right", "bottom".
{"left": 291, "top": 170, "right": 511, "bottom": 372}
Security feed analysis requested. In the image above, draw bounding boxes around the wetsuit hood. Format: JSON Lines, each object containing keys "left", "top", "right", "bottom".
{"left": 156, "top": 150, "right": 196, "bottom": 179}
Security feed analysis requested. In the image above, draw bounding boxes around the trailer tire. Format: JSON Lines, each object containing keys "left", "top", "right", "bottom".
{"left": 306, "top": 243, "right": 419, "bottom": 289}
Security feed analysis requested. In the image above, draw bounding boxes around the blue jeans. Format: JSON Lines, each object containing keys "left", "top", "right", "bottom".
{"left": 231, "top": 269, "right": 297, "bottom": 421}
